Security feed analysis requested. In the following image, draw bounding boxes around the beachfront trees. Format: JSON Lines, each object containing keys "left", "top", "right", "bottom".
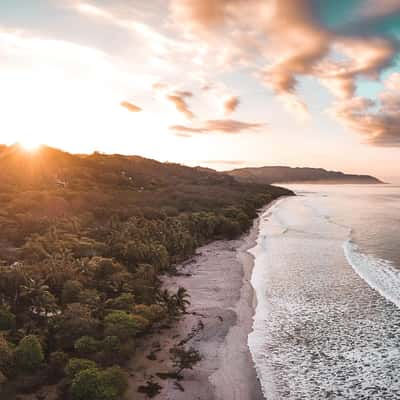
{"left": 0, "top": 336, "right": 14, "bottom": 376}
{"left": 170, "top": 346, "right": 201, "bottom": 376}
{"left": 74, "top": 336, "right": 101, "bottom": 356}
{"left": 15, "top": 335, "right": 44, "bottom": 372}
{"left": 48, "top": 351, "right": 69, "bottom": 379}
{"left": 0, "top": 145, "right": 292, "bottom": 397}
{"left": 70, "top": 366, "right": 128, "bottom": 400}
{"left": 175, "top": 287, "right": 190, "bottom": 314}
{"left": 105, "top": 293, "right": 135, "bottom": 311}
{"left": 61, "top": 280, "right": 83, "bottom": 304}
{"left": 104, "top": 311, "right": 149, "bottom": 340}
{"left": 66, "top": 358, "right": 98, "bottom": 379}
{"left": 156, "top": 287, "right": 191, "bottom": 318}
{"left": 0, "top": 306, "right": 16, "bottom": 331}
{"left": 54, "top": 304, "right": 98, "bottom": 350}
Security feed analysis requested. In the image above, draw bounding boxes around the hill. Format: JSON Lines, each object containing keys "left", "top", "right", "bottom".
{"left": 0, "top": 144, "right": 292, "bottom": 398}
{"left": 227, "top": 166, "right": 383, "bottom": 184}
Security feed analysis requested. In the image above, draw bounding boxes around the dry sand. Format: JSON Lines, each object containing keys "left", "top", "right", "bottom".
{"left": 126, "top": 209, "right": 268, "bottom": 400}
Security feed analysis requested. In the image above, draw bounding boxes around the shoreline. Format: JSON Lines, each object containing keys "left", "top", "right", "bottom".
{"left": 126, "top": 201, "right": 277, "bottom": 400}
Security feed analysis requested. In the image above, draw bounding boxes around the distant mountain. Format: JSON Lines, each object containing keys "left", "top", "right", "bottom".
{"left": 228, "top": 166, "right": 383, "bottom": 184}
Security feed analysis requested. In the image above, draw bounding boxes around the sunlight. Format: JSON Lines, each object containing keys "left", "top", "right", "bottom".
{"left": 18, "top": 137, "right": 42, "bottom": 152}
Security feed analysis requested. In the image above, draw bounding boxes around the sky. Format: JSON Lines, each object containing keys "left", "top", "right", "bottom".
{"left": 1, "top": 0, "right": 400, "bottom": 180}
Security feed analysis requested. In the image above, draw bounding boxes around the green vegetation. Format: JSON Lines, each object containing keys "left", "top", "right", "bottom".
{"left": 170, "top": 345, "right": 202, "bottom": 377}
{"left": 0, "top": 144, "right": 292, "bottom": 396}
{"left": 15, "top": 335, "right": 44, "bottom": 372}
{"left": 70, "top": 366, "right": 127, "bottom": 400}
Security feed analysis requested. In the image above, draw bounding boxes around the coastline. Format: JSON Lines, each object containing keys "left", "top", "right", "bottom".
{"left": 125, "top": 201, "right": 275, "bottom": 400}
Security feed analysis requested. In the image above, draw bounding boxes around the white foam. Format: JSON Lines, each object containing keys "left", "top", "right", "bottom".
{"left": 344, "top": 240, "right": 400, "bottom": 309}
{"left": 249, "top": 193, "right": 400, "bottom": 399}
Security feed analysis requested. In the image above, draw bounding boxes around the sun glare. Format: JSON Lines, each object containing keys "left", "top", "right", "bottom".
{"left": 19, "top": 138, "right": 42, "bottom": 152}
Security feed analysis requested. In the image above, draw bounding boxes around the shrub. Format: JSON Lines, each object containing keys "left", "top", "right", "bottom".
{"left": 132, "top": 304, "right": 164, "bottom": 323}
{"left": 0, "top": 336, "right": 14, "bottom": 376}
{"left": 105, "top": 293, "right": 135, "bottom": 311}
{"left": 15, "top": 335, "right": 44, "bottom": 372}
{"left": 66, "top": 358, "right": 97, "bottom": 378}
{"left": 70, "top": 366, "right": 128, "bottom": 400}
{"left": 0, "top": 307, "right": 16, "bottom": 331}
{"left": 102, "top": 336, "right": 121, "bottom": 354}
{"left": 104, "top": 311, "right": 149, "bottom": 339}
{"left": 48, "top": 351, "right": 69, "bottom": 379}
{"left": 70, "top": 368, "right": 103, "bottom": 400}
{"left": 101, "top": 366, "right": 128, "bottom": 395}
{"left": 74, "top": 336, "right": 100, "bottom": 356}
{"left": 61, "top": 280, "right": 83, "bottom": 304}
{"left": 170, "top": 346, "right": 201, "bottom": 376}
{"left": 54, "top": 303, "right": 98, "bottom": 349}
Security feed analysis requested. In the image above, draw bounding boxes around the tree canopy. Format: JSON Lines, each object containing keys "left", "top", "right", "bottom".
{"left": 0, "top": 144, "right": 292, "bottom": 397}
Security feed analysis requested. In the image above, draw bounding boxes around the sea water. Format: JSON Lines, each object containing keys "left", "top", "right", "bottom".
{"left": 248, "top": 185, "right": 400, "bottom": 399}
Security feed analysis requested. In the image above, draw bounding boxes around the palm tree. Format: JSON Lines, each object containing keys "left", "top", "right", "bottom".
{"left": 156, "top": 289, "right": 178, "bottom": 318}
{"left": 20, "top": 278, "right": 58, "bottom": 320}
{"left": 174, "top": 287, "right": 190, "bottom": 314}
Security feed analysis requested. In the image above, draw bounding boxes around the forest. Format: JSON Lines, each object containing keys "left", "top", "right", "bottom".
{"left": 0, "top": 144, "right": 292, "bottom": 399}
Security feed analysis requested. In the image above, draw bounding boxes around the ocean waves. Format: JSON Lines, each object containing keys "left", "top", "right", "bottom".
{"left": 344, "top": 240, "right": 400, "bottom": 309}
{"left": 249, "top": 190, "right": 400, "bottom": 399}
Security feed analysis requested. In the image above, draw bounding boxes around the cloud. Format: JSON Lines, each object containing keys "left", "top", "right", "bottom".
{"left": 171, "top": 0, "right": 399, "bottom": 121}
{"left": 170, "top": 0, "right": 237, "bottom": 31}
{"left": 330, "top": 74, "right": 400, "bottom": 147}
{"left": 70, "top": 0, "right": 400, "bottom": 146}
{"left": 166, "top": 93, "right": 195, "bottom": 119}
{"left": 316, "top": 38, "right": 396, "bottom": 98}
{"left": 120, "top": 101, "right": 142, "bottom": 112}
{"left": 170, "top": 119, "right": 265, "bottom": 136}
{"left": 174, "top": 90, "right": 193, "bottom": 98}
{"left": 357, "top": 0, "right": 400, "bottom": 19}
{"left": 74, "top": 1, "right": 191, "bottom": 57}
{"left": 385, "top": 72, "right": 400, "bottom": 91}
{"left": 223, "top": 95, "right": 240, "bottom": 114}
{"left": 151, "top": 83, "right": 196, "bottom": 119}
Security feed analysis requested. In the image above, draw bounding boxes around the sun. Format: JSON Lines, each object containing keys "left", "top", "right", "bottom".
{"left": 18, "top": 138, "right": 42, "bottom": 152}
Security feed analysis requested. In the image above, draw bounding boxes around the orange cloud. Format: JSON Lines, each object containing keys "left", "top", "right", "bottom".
{"left": 170, "top": 119, "right": 265, "bottom": 136}
{"left": 120, "top": 101, "right": 142, "bottom": 112}
{"left": 166, "top": 93, "right": 195, "bottom": 119}
{"left": 174, "top": 90, "right": 193, "bottom": 98}
{"left": 171, "top": 0, "right": 398, "bottom": 121}
{"left": 223, "top": 96, "right": 240, "bottom": 114}
{"left": 330, "top": 78, "right": 400, "bottom": 147}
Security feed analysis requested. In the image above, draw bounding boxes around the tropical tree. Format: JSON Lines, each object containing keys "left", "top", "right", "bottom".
{"left": 74, "top": 336, "right": 100, "bottom": 356}
{"left": 70, "top": 366, "right": 128, "bottom": 400}
{"left": 0, "top": 336, "right": 14, "bottom": 376}
{"left": 20, "top": 277, "right": 58, "bottom": 319}
{"left": 66, "top": 358, "right": 98, "bottom": 379}
{"left": 15, "top": 335, "right": 44, "bottom": 372}
{"left": 0, "top": 306, "right": 16, "bottom": 331}
{"left": 170, "top": 346, "right": 201, "bottom": 376}
{"left": 175, "top": 287, "right": 190, "bottom": 314}
{"left": 104, "top": 311, "right": 149, "bottom": 340}
{"left": 61, "top": 280, "right": 83, "bottom": 305}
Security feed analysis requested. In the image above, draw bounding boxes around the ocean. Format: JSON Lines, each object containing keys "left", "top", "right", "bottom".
{"left": 249, "top": 184, "right": 400, "bottom": 399}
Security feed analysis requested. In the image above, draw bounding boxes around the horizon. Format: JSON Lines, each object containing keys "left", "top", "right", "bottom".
{"left": 2, "top": 141, "right": 397, "bottom": 183}
{"left": 1, "top": 1, "right": 400, "bottom": 181}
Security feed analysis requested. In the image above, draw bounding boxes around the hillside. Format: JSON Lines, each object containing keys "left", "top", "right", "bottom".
{"left": 228, "top": 166, "right": 383, "bottom": 185}
{"left": 0, "top": 144, "right": 292, "bottom": 399}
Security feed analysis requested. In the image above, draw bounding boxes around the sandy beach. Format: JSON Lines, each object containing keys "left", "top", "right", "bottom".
{"left": 126, "top": 207, "right": 268, "bottom": 400}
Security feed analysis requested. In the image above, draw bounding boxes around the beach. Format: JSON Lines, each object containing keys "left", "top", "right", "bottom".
{"left": 126, "top": 206, "right": 268, "bottom": 400}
